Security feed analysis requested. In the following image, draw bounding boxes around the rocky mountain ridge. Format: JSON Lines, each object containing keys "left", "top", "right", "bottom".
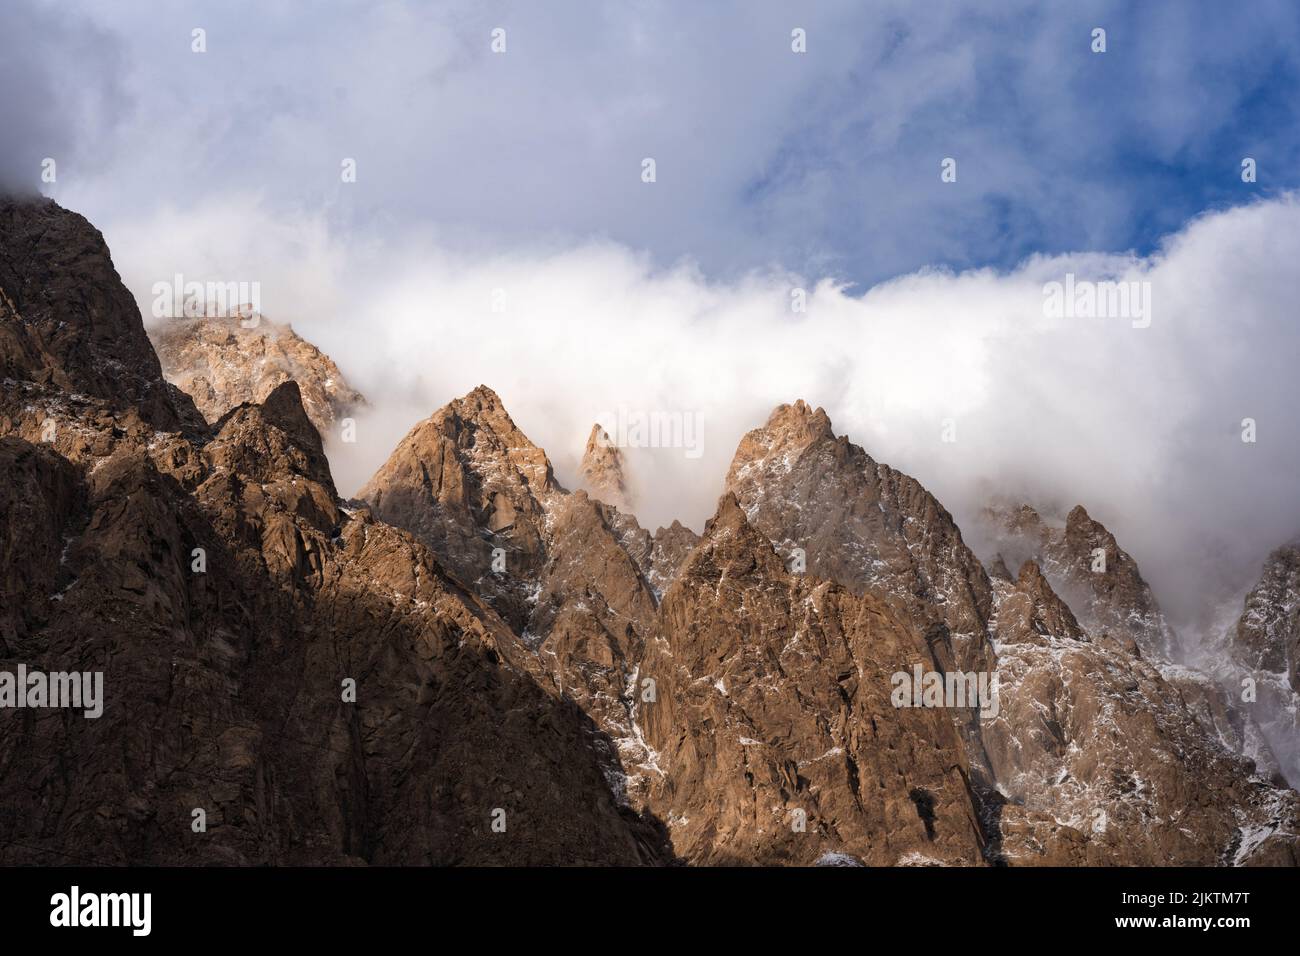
{"left": 977, "top": 501, "right": 1179, "bottom": 661}
{"left": 148, "top": 312, "right": 366, "bottom": 438}
{"left": 2, "top": 197, "right": 1297, "bottom": 866}
{"left": 0, "top": 198, "right": 665, "bottom": 864}
{"left": 1199, "top": 542, "right": 1300, "bottom": 786}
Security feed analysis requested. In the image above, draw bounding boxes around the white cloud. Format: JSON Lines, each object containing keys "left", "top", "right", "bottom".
{"left": 35, "top": 0, "right": 1300, "bottom": 284}
{"left": 102, "top": 192, "right": 1300, "bottom": 651}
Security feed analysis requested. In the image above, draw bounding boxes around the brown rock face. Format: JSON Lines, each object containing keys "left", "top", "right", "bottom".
{"left": 978, "top": 502, "right": 1284, "bottom": 772}
{"left": 0, "top": 414, "right": 664, "bottom": 865}
{"left": 720, "top": 398, "right": 1004, "bottom": 840}
{"left": 358, "top": 385, "right": 568, "bottom": 630}
{"left": 357, "top": 387, "right": 687, "bottom": 807}
{"left": 644, "top": 520, "right": 701, "bottom": 598}
{"left": 985, "top": 560, "right": 1298, "bottom": 865}
{"left": 994, "top": 559, "right": 1088, "bottom": 645}
{"left": 149, "top": 312, "right": 365, "bottom": 437}
{"left": 0, "top": 438, "right": 85, "bottom": 649}
{"left": 725, "top": 400, "right": 995, "bottom": 676}
{"left": 0, "top": 200, "right": 666, "bottom": 865}
{"left": 1232, "top": 544, "right": 1300, "bottom": 693}
{"left": 637, "top": 493, "right": 992, "bottom": 865}
{"left": 719, "top": 401, "right": 1298, "bottom": 865}
{"left": 1, "top": 198, "right": 195, "bottom": 432}
{"left": 971, "top": 505, "right": 1299, "bottom": 838}
{"left": 980, "top": 502, "right": 1178, "bottom": 661}
{"left": 578, "top": 424, "right": 633, "bottom": 511}
{"left": 1213, "top": 544, "right": 1300, "bottom": 785}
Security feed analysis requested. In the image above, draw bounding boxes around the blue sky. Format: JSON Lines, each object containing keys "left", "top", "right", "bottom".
{"left": 6, "top": 0, "right": 1300, "bottom": 286}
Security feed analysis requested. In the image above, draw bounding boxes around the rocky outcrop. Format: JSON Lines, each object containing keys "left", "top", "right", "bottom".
{"left": 721, "top": 401, "right": 1298, "bottom": 865}
{"left": 725, "top": 400, "right": 996, "bottom": 677}
{"left": 974, "top": 501, "right": 1295, "bottom": 794}
{"left": 637, "top": 493, "right": 992, "bottom": 865}
{"left": 1231, "top": 544, "right": 1300, "bottom": 693}
{"left": 1208, "top": 544, "right": 1300, "bottom": 787}
{"left": 643, "top": 521, "right": 700, "bottom": 599}
{"left": 358, "top": 385, "right": 562, "bottom": 631}
{"left": 979, "top": 502, "right": 1178, "bottom": 661}
{"left": 0, "top": 438, "right": 85, "bottom": 649}
{"left": 0, "top": 199, "right": 666, "bottom": 866}
{"left": 599, "top": 515, "right": 700, "bottom": 603}
{"left": 578, "top": 424, "right": 633, "bottom": 511}
{"left": 149, "top": 313, "right": 365, "bottom": 438}
{"left": 986, "top": 560, "right": 1298, "bottom": 865}
{"left": 1, "top": 198, "right": 195, "bottom": 432}
{"left": 357, "top": 387, "right": 683, "bottom": 807}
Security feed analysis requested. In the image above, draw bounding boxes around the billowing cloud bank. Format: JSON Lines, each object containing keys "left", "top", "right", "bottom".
{"left": 103, "top": 192, "right": 1300, "bottom": 647}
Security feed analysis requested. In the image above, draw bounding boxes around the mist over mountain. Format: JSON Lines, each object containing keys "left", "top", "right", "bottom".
{"left": 8, "top": 0, "right": 1299, "bottom": 643}
{"left": 104, "top": 193, "right": 1300, "bottom": 649}
{"left": 4, "top": 194, "right": 1299, "bottom": 868}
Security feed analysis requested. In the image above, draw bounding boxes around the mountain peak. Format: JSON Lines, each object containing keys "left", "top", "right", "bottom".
{"left": 206, "top": 379, "right": 336, "bottom": 501}
{"left": 149, "top": 311, "right": 365, "bottom": 437}
{"left": 725, "top": 395, "right": 994, "bottom": 673}
{"left": 437, "top": 385, "right": 558, "bottom": 494}
{"left": 358, "top": 384, "right": 561, "bottom": 627}
{"left": 760, "top": 398, "right": 836, "bottom": 445}
{"left": 1012, "top": 558, "right": 1085, "bottom": 640}
{"left": 0, "top": 197, "right": 193, "bottom": 431}
{"left": 707, "top": 490, "right": 748, "bottom": 532}
{"left": 578, "top": 423, "right": 632, "bottom": 510}
{"left": 665, "top": 491, "right": 788, "bottom": 603}
{"left": 448, "top": 384, "right": 510, "bottom": 422}
{"left": 977, "top": 500, "right": 1176, "bottom": 660}
{"left": 1065, "top": 503, "right": 1098, "bottom": 532}
{"left": 261, "top": 380, "right": 324, "bottom": 451}
{"left": 724, "top": 399, "right": 839, "bottom": 496}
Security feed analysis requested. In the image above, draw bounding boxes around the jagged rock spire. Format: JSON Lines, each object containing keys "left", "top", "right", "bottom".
{"left": 578, "top": 423, "right": 633, "bottom": 511}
